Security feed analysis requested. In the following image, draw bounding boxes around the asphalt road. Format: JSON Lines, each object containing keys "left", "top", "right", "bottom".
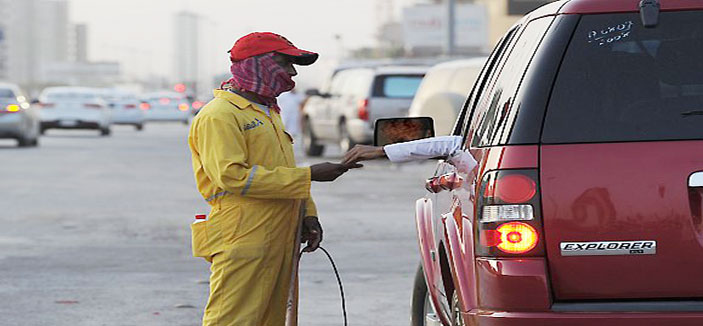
{"left": 0, "top": 123, "right": 436, "bottom": 326}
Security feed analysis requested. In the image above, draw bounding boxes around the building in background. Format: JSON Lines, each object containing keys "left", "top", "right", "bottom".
{"left": 473, "top": 0, "right": 556, "bottom": 46}
{"left": 402, "top": 3, "right": 488, "bottom": 57}
{"left": 73, "top": 24, "right": 88, "bottom": 63}
{"left": 0, "top": 0, "right": 7, "bottom": 81}
{"left": 174, "top": 11, "right": 200, "bottom": 97}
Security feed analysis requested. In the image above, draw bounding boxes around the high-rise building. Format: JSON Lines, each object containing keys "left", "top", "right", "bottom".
{"left": 1, "top": 0, "right": 69, "bottom": 91}
{"left": 174, "top": 11, "right": 200, "bottom": 95}
{"left": 73, "top": 24, "right": 88, "bottom": 63}
{"left": 0, "top": 0, "right": 8, "bottom": 81}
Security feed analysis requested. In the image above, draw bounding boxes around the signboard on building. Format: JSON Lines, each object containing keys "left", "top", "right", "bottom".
{"left": 402, "top": 4, "right": 488, "bottom": 50}
{"left": 507, "top": 0, "right": 554, "bottom": 15}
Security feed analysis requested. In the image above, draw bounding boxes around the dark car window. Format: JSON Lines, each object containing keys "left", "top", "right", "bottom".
{"left": 372, "top": 75, "right": 424, "bottom": 98}
{"left": 543, "top": 11, "right": 703, "bottom": 144}
{"left": 472, "top": 17, "right": 553, "bottom": 147}
{"left": 460, "top": 27, "right": 519, "bottom": 141}
{"left": 0, "top": 88, "right": 15, "bottom": 98}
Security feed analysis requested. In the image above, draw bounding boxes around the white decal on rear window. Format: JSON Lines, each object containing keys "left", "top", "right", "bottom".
{"left": 588, "top": 21, "right": 634, "bottom": 46}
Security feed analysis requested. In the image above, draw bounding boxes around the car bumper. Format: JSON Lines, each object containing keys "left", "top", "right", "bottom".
{"left": 111, "top": 111, "right": 144, "bottom": 125}
{"left": 41, "top": 120, "right": 101, "bottom": 130}
{"left": 346, "top": 119, "right": 373, "bottom": 143}
{"left": 0, "top": 113, "right": 25, "bottom": 138}
{"left": 465, "top": 311, "right": 703, "bottom": 326}
{"left": 144, "top": 110, "right": 188, "bottom": 122}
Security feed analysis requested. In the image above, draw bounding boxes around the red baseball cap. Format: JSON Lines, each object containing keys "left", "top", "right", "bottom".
{"left": 228, "top": 32, "right": 319, "bottom": 65}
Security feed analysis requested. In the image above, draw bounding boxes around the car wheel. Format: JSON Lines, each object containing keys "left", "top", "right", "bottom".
{"left": 135, "top": 124, "right": 144, "bottom": 131}
{"left": 100, "top": 127, "right": 111, "bottom": 136}
{"left": 411, "top": 264, "right": 443, "bottom": 326}
{"left": 302, "top": 118, "right": 324, "bottom": 157}
{"left": 182, "top": 119, "right": 189, "bottom": 126}
{"left": 17, "top": 135, "right": 33, "bottom": 147}
{"left": 339, "top": 122, "right": 357, "bottom": 153}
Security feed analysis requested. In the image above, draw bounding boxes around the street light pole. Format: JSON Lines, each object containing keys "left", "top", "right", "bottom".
{"left": 445, "top": 0, "right": 456, "bottom": 56}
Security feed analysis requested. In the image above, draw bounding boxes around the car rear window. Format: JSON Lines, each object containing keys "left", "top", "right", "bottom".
{"left": 542, "top": 11, "right": 703, "bottom": 144}
{"left": 45, "top": 92, "right": 97, "bottom": 101}
{"left": 0, "top": 88, "right": 15, "bottom": 98}
{"left": 373, "top": 75, "right": 424, "bottom": 98}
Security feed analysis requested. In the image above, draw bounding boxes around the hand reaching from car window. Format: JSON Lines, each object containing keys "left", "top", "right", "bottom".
{"left": 342, "top": 145, "right": 387, "bottom": 165}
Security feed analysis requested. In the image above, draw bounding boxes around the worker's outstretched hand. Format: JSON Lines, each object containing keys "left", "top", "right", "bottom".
{"left": 310, "top": 162, "right": 362, "bottom": 182}
{"left": 301, "top": 216, "right": 323, "bottom": 252}
{"left": 342, "top": 145, "right": 386, "bottom": 165}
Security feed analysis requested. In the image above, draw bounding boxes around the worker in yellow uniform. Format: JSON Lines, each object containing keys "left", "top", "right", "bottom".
{"left": 188, "top": 32, "right": 360, "bottom": 326}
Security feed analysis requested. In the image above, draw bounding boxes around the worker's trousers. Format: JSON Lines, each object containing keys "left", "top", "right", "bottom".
{"left": 193, "top": 199, "right": 299, "bottom": 326}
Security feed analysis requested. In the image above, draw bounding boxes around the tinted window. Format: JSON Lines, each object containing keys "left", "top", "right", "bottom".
{"left": 543, "top": 11, "right": 703, "bottom": 144}
{"left": 461, "top": 27, "right": 519, "bottom": 140}
{"left": 472, "top": 17, "right": 553, "bottom": 147}
{"left": 0, "top": 88, "right": 15, "bottom": 98}
{"left": 373, "top": 75, "right": 424, "bottom": 98}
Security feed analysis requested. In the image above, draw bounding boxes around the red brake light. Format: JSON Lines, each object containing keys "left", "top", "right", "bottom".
{"left": 124, "top": 104, "right": 137, "bottom": 109}
{"left": 192, "top": 101, "right": 204, "bottom": 110}
{"left": 358, "top": 99, "right": 369, "bottom": 121}
{"left": 486, "top": 174, "right": 536, "bottom": 203}
{"left": 159, "top": 98, "right": 170, "bottom": 105}
{"left": 84, "top": 103, "right": 101, "bottom": 109}
{"left": 140, "top": 103, "right": 150, "bottom": 110}
{"left": 178, "top": 103, "right": 189, "bottom": 112}
{"left": 495, "top": 222, "right": 538, "bottom": 254}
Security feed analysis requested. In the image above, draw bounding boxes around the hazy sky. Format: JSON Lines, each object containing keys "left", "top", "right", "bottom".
{"left": 69, "top": 0, "right": 418, "bottom": 86}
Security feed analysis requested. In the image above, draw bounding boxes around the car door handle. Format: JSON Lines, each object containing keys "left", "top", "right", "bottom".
{"left": 689, "top": 172, "right": 703, "bottom": 187}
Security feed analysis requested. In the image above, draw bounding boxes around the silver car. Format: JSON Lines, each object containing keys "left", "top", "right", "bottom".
{"left": 0, "top": 83, "right": 40, "bottom": 147}
{"left": 302, "top": 65, "right": 427, "bottom": 156}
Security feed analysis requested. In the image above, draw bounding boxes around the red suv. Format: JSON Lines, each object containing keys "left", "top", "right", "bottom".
{"left": 411, "top": 1, "right": 703, "bottom": 325}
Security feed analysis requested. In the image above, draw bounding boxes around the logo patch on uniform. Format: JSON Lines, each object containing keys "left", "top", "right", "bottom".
{"left": 243, "top": 118, "right": 264, "bottom": 131}
{"left": 560, "top": 240, "right": 656, "bottom": 256}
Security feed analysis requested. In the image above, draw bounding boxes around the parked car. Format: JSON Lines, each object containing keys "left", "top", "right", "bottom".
{"left": 302, "top": 65, "right": 427, "bottom": 155}
{"left": 0, "top": 82, "right": 39, "bottom": 147}
{"left": 38, "top": 87, "right": 111, "bottom": 136}
{"left": 408, "top": 58, "right": 486, "bottom": 136}
{"left": 404, "top": 1, "right": 703, "bottom": 326}
{"left": 140, "top": 91, "right": 190, "bottom": 124}
{"left": 101, "top": 88, "right": 145, "bottom": 131}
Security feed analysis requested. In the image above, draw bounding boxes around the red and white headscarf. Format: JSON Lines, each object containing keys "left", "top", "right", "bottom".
{"left": 220, "top": 53, "right": 294, "bottom": 113}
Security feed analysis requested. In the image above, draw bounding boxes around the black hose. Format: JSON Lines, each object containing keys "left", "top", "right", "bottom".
{"left": 302, "top": 246, "right": 348, "bottom": 326}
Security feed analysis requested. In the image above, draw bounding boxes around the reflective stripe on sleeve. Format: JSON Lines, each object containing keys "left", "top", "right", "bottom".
{"left": 241, "top": 165, "right": 258, "bottom": 196}
{"left": 205, "top": 190, "right": 230, "bottom": 202}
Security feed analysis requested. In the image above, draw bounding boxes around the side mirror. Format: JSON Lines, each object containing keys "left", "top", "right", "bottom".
{"left": 374, "top": 117, "right": 435, "bottom": 147}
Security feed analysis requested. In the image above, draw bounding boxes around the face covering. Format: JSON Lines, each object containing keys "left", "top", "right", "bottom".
{"left": 221, "top": 53, "right": 294, "bottom": 113}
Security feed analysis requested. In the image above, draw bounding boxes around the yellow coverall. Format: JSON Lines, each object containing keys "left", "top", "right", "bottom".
{"left": 188, "top": 89, "right": 317, "bottom": 326}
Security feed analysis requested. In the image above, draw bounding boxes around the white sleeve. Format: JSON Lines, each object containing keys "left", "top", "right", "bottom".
{"left": 383, "top": 136, "right": 463, "bottom": 163}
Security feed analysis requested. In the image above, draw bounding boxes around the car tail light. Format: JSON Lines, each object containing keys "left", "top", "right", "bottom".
{"left": 39, "top": 102, "right": 55, "bottom": 108}
{"left": 124, "top": 104, "right": 137, "bottom": 109}
{"left": 476, "top": 170, "right": 544, "bottom": 257}
{"left": 357, "top": 99, "right": 369, "bottom": 121}
{"left": 178, "top": 103, "right": 189, "bottom": 112}
{"left": 84, "top": 103, "right": 101, "bottom": 109}
{"left": 192, "top": 101, "right": 204, "bottom": 110}
{"left": 484, "top": 174, "right": 536, "bottom": 203}
{"left": 159, "top": 98, "right": 170, "bottom": 105}
{"left": 140, "top": 102, "right": 150, "bottom": 110}
{"left": 4, "top": 104, "right": 20, "bottom": 112}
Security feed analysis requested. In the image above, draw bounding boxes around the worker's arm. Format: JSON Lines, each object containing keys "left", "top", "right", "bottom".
{"left": 195, "top": 115, "right": 309, "bottom": 199}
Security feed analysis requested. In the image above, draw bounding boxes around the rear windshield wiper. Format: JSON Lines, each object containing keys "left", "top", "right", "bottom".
{"left": 681, "top": 110, "right": 703, "bottom": 116}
